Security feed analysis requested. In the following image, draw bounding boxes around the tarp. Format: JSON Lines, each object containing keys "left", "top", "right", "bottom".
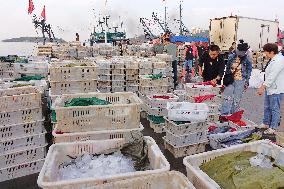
{"left": 170, "top": 36, "right": 209, "bottom": 43}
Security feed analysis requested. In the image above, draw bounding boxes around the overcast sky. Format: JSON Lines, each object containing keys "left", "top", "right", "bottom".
{"left": 0, "top": 0, "right": 284, "bottom": 41}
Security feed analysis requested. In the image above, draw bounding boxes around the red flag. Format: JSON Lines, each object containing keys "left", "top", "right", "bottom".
{"left": 28, "top": 0, "right": 35, "bottom": 14}
{"left": 41, "top": 5, "right": 46, "bottom": 20}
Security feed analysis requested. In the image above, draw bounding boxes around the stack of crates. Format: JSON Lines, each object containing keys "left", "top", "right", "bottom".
{"left": 52, "top": 92, "right": 143, "bottom": 143}
{"left": 163, "top": 102, "right": 210, "bottom": 158}
{"left": 0, "top": 62, "right": 49, "bottom": 81}
{"left": 49, "top": 61, "right": 98, "bottom": 96}
{"left": 125, "top": 60, "right": 139, "bottom": 92}
{"left": 111, "top": 61, "right": 126, "bottom": 92}
{"left": 138, "top": 59, "right": 153, "bottom": 75}
{"left": 140, "top": 93, "right": 179, "bottom": 133}
{"left": 139, "top": 75, "right": 169, "bottom": 95}
{"left": 0, "top": 85, "right": 46, "bottom": 182}
{"left": 155, "top": 54, "right": 174, "bottom": 91}
{"left": 184, "top": 83, "right": 223, "bottom": 122}
{"left": 0, "top": 63, "right": 21, "bottom": 81}
{"left": 97, "top": 60, "right": 112, "bottom": 93}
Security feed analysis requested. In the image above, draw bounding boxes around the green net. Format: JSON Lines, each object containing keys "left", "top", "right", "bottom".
{"left": 51, "top": 109, "right": 57, "bottom": 122}
{"left": 147, "top": 115, "right": 165, "bottom": 124}
{"left": 15, "top": 57, "right": 28, "bottom": 63}
{"left": 146, "top": 72, "right": 163, "bottom": 80}
{"left": 14, "top": 75, "right": 44, "bottom": 81}
{"left": 64, "top": 97, "right": 111, "bottom": 107}
{"left": 200, "top": 151, "right": 284, "bottom": 189}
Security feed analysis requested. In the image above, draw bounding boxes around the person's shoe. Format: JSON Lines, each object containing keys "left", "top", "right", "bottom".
{"left": 257, "top": 123, "right": 269, "bottom": 129}
{"left": 264, "top": 128, "right": 276, "bottom": 135}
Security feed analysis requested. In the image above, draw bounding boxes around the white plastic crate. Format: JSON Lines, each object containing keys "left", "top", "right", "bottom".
{"left": 143, "top": 103, "right": 167, "bottom": 117}
{"left": 185, "top": 83, "right": 221, "bottom": 97}
{"left": 125, "top": 74, "right": 139, "bottom": 81}
{"left": 52, "top": 124, "right": 144, "bottom": 143}
{"left": 164, "top": 117, "right": 209, "bottom": 135}
{"left": 125, "top": 85, "right": 139, "bottom": 93}
{"left": 174, "top": 90, "right": 186, "bottom": 102}
{"left": 0, "top": 85, "right": 38, "bottom": 97}
{"left": 156, "top": 54, "right": 173, "bottom": 62}
{"left": 0, "top": 108, "right": 43, "bottom": 127}
{"left": 0, "top": 132, "right": 46, "bottom": 154}
{"left": 183, "top": 140, "right": 283, "bottom": 189}
{"left": 148, "top": 119, "right": 165, "bottom": 134}
{"left": 167, "top": 102, "right": 209, "bottom": 122}
{"left": 165, "top": 129, "right": 208, "bottom": 147}
{"left": 50, "top": 80, "right": 98, "bottom": 95}
{"left": 111, "top": 63, "right": 125, "bottom": 69}
{"left": 112, "top": 69, "right": 124, "bottom": 75}
{"left": 49, "top": 62, "right": 98, "bottom": 82}
{"left": 125, "top": 69, "right": 139, "bottom": 75}
{"left": 112, "top": 87, "right": 125, "bottom": 93}
{"left": 112, "top": 80, "right": 125, "bottom": 87}
{"left": 139, "top": 76, "right": 168, "bottom": 87}
{"left": 37, "top": 137, "right": 170, "bottom": 189}
{"left": 153, "top": 68, "right": 167, "bottom": 75}
{"left": 0, "top": 120, "right": 45, "bottom": 141}
{"left": 185, "top": 95, "right": 223, "bottom": 105}
{"left": 98, "top": 81, "right": 111, "bottom": 88}
{"left": 153, "top": 62, "right": 167, "bottom": 69}
{"left": 139, "top": 61, "right": 153, "bottom": 69}
{"left": 139, "top": 69, "right": 152, "bottom": 75}
{"left": 98, "top": 68, "right": 111, "bottom": 75}
{"left": 164, "top": 138, "right": 207, "bottom": 158}
{"left": 98, "top": 87, "right": 112, "bottom": 93}
{"left": 206, "top": 114, "right": 220, "bottom": 122}
{"left": 139, "top": 86, "right": 169, "bottom": 95}
{"left": 126, "top": 80, "right": 139, "bottom": 86}
{"left": 0, "top": 145, "right": 47, "bottom": 169}
{"left": 208, "top": 104, "right": 220, "bottom": 114}
{"left": 145, "top": 93, "right": 179, "bottom": 108}
{"left": 99, "top": 74, "right": 111, "bottom": 81}
{"left": 0, "top": 93, "right": 42, "bottom": 113}
{"left": 125, "top": 61, "right": 139, "bottom": 69}
{"left": 87, "top": 171, "right": 196, "bottom": 189}
{"left": 112, "top": 74, "right": 125, "bottom": 81}
{"left": 54, "top": 92, "right": 142, "bottom": 132}
{"left": 0, "top": 72, "right": 21, "bottom": 80}
{"left": 0, "top": 159, "right": 44, "bottom": 182}
{"left": 14, "top": 63, "right": 49, "bottom": 75}
{"left": 0, "top": 63, "right": 14, "bottom": 71}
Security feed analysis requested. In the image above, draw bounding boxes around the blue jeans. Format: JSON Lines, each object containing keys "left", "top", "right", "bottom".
{"left": 221, "top": 80, "right": 245, "bottom": 115}
{"left": 263, "top": 92, "right": 283, "bottom": 129}
{"left": 184, "top": 59, "right": 193, "bottom": 70}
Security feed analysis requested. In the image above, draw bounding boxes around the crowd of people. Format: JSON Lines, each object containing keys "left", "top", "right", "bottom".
{"left": 152, "top": 37, "right": 284, "bottom": 135}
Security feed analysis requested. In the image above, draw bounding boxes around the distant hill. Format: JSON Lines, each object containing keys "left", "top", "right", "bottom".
{"left": 2, "top": 37, "right": 66, "bottom": 43}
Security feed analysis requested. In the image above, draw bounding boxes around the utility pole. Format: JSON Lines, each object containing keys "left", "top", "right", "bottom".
{"left": 179, "top": 0, "right": 182, "bottom": 35}
{"left": 164, "top": 0, "right": 167, "bottom": 31}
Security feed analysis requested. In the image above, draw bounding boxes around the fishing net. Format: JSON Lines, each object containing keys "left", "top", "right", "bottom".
{"left": 200, "top": 151, "right": 284, "bottom": 189}
{"left": 14, "top": 75, "right": 44, "bottom": 81}
{"left": 147, "top": 115, "right": 165, "bottom": 124}
{"left": 146, "top": 72, "right": 163, "bottom": 80}
{"left": 64, "top": 97, "right": 111, "bottom": 107}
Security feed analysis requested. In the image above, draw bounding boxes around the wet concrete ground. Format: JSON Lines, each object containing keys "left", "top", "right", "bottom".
{"left": 0, "top": 88, "right": 269, "bottom": 189}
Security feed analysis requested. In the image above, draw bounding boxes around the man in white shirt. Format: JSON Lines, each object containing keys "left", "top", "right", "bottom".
{"left": 257, "top": 43, "right": 284, "bottom": 134}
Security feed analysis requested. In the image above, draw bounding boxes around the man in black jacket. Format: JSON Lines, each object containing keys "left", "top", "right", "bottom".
{"left": 198, "top": 45, "right": 225, "bottom": 85}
